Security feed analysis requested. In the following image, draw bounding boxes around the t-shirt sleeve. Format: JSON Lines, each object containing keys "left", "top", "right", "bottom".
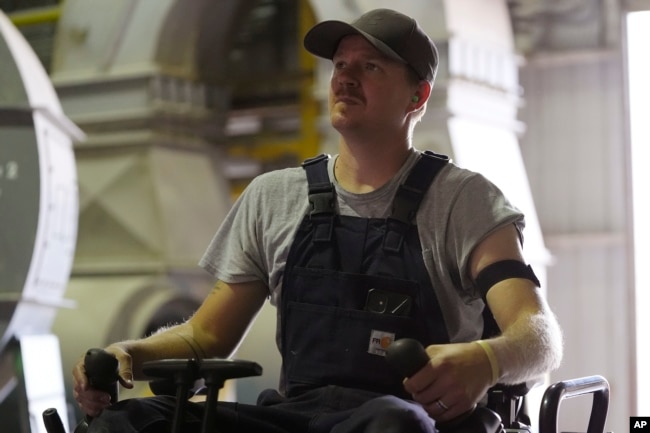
{"left": 199, "top": 176, "right": 269, "bottom": 285}
{"left": 445, "top": 172, "right": 525, "bottom": 297}
{"left": 198, "top": 168, "right": 309, "bottom": 291}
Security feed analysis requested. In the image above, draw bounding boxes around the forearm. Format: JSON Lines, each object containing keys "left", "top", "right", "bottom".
{"left": 107, "top": 321, "right": 217, "bottom": 380}
{"left": 484, "top": 310, "right": 563, "bottom": 385}
{"left": 106, "top": 280, "right": 267, "bottom": 381}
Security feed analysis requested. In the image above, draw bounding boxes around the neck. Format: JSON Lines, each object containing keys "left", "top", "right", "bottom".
{"left": 334, "top": 137, "right": 412, "bottom": 193}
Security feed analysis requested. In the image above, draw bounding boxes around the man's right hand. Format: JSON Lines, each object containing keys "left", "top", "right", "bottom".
{"left": 72, "top": 345, "right": 134, "bottom": 417}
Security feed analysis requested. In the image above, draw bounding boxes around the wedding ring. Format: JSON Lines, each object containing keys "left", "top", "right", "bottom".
{"left": 435, "top": 399, "right": 449, "bottom": 411}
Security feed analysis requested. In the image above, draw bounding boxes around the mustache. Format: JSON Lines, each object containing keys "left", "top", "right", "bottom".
{"left": 333, "top": 88, "right": 364, "bottom": 102}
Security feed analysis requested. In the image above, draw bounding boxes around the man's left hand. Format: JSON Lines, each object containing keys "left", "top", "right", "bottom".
{"left": 402, "top": 342, "right": 493, "bottom": 422}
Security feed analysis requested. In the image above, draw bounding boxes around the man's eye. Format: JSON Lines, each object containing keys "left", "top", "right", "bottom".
{"left": 365, "top": 63, "right": 379, "bottom": 71}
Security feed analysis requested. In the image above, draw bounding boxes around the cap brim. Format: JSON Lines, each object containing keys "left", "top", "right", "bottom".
{"left": 304, "top": 20, "right": 404, "bottom": 63}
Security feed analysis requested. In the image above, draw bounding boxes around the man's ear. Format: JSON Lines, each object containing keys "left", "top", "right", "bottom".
{"left": 410, "top": 81, "right": 432, "bottom": 108}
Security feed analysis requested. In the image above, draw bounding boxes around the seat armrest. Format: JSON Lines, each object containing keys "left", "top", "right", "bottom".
{"left": 142, "top": 358, "right": 263, "bottom": 381}
{"left": 198, "top": 359, "right": 263, "bottom": 381}
{"left": 142, "top": 358, "right": 263, "bottom": 396}
{"left": 539, "top": 375, "right": 609, "bottom": 433}
{"left": 142, "top": 359, "right": 200, "bottom": 380}
{"left": 143, "top": 359, "right": 201, "bottom": 397}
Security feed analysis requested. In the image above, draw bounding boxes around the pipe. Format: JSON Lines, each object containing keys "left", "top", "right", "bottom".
{"left": 7, "top": 6, "right": 61, "bottom": 27}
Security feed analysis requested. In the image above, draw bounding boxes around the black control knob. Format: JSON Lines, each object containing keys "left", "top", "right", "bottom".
{"left": 385, "top": 338, "right": 430, "bottom": 377}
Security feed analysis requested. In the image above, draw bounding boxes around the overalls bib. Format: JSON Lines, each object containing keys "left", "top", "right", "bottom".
{"left": 280, "top": 151, "right": 451, "bottom": 400}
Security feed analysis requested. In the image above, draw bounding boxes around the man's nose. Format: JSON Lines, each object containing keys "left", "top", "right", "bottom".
{"left": 335, "top": 68, "right": 359, "bottom": 87}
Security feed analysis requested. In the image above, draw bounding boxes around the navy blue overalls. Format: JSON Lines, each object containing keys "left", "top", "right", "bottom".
{"left": 280, "top": 151, "right": 451, "bottom": 400}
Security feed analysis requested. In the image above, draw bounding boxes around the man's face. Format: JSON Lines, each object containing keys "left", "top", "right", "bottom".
{"left": 329, "top": 35, "right": 416, "bottom": 135}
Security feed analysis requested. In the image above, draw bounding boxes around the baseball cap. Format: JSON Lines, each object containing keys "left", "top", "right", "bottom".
{"left": 303, "top": 8, "right": 438, "bottom": 83}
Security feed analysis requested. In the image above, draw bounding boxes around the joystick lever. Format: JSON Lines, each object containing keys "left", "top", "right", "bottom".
{"left": 42, "top": 348, "right": 119, "bottom": 433}
{"left": 385, "top": 338, "right": 430, "bottom": 377}
{"left": 74, "top": 348, "right": 120, "bottom": 433}
{"left": 385, "top": 338, "right": 503, "bottom": 433}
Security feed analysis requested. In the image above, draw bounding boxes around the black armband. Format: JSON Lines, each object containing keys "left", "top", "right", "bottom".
{"left": 475, "top": 259, "right": 541, "bottom": 297}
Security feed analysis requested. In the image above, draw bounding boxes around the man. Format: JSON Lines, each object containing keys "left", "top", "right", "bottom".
{"left": 73, "top": 8, "right": 562, "bottom": 433}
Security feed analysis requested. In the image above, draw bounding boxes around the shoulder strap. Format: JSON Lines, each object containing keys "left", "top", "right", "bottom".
{"left": 301, "top": 154, "right": 335, "bottom": 241}
{"left": 384, "top": 151, "right": 450, "bottom": 252}
{"left": 390, "top": 150, "right": 449, "bottom": 223}
{"left": 302, "top": 154, "right": 335, "bottom": 216}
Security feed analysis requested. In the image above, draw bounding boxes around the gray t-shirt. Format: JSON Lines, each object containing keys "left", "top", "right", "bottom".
{"left": 199, "top": 148, "right": 524, "bottom": 342}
